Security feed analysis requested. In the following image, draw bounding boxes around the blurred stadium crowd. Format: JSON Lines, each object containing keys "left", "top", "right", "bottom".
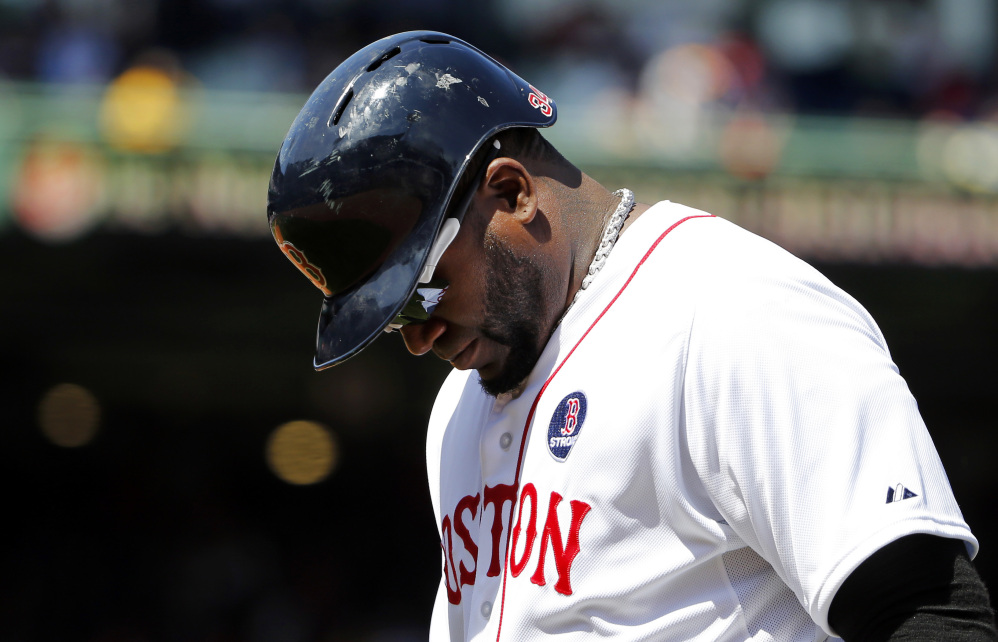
{"left": 2, "top": 0, "right": 997, "bottom": 118}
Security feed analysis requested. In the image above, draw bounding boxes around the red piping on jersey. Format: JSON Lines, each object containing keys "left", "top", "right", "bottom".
{"left": 494, "top": 213, "right": 713, "bottom": 640}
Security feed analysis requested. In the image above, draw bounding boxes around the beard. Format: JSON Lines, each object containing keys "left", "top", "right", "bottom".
{"left": 477, "top": 230, "right": 554, "bottom": 397}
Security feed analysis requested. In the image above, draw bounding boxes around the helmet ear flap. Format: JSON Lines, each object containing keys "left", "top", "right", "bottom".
{"left": 267, "top": 31, "right": 556, "bottom": 368}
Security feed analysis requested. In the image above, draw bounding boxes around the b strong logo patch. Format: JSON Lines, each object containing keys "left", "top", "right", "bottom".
{"left": 547, "top": 391, "right": 587, "bottom": 461}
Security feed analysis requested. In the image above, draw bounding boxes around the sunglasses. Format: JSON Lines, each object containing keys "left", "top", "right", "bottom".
{"left": 385, "top": 139, "right": 501, "bottom": 331}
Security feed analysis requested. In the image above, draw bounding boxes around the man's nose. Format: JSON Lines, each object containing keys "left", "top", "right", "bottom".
{"left": 399, "top": 318, "right": 448, "bottom": 356}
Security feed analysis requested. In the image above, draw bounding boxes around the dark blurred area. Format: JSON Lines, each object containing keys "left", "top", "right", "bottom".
{"left": 0, "top": 229, "right": 453, "bottom": 641}
{"left": 1, "top": 1, "right": 997, "bottom": 640}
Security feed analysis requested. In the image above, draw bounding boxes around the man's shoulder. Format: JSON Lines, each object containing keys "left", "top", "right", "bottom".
{"left": 630, "top": 200, "right": 831, "bottom": 289}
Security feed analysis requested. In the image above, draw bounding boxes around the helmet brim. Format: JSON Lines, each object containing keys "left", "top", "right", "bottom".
{"left": 312, "top": 201, "right": 440, "bottom": 369}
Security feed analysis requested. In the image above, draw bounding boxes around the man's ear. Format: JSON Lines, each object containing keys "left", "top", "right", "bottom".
{"left": 481, "top": 157, "right": 537, "bottom": 224}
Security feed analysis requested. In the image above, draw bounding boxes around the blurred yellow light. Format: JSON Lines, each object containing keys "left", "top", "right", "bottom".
{"left": 99, "top": 66, "right": 185, "bottom": 153}
{"left": 38, "top": 383, "right": 101, "bottom": 448}
{"left": 266, "top": 420, "right": 339, "bottom": 485}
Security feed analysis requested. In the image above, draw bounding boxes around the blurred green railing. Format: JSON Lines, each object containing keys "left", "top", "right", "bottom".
{"left": 0, "top": 80, "right": 302, "bottom": 152}
{"left": 0, "top": 80, "right": 972, "bottom": 180}
{"left": 1, "top": 80, "right": 997, "bottom": 266}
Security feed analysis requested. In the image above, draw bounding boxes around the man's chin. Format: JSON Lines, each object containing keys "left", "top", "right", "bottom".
{"left": 478, "top": 372, "right": 521, "bottom": 398}
{"left": 477, "top": 349, "right": 539, "bottom": 398}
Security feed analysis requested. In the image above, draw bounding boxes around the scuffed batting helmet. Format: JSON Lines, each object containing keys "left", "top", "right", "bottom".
{"left": 268, "top": 30, "right": 557, "bottom": 370}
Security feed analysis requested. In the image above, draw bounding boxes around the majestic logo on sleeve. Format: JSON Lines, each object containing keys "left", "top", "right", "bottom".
{"left": 886, "top": 483, "right": 918, "bottom": 503}
{"left": 548, "top": 392, "right": 587, "bottom": 461}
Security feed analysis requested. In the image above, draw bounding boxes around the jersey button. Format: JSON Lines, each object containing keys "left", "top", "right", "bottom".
{"left": 499, "top": 432, "right": 513, "bottom": 451}
{"left": 481, "top": 600, "right": 493, "bottom": 618}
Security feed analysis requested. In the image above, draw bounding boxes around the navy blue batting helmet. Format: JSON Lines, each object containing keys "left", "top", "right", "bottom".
{"left": 267, "top": 31, "right": 557, "bottom": 369}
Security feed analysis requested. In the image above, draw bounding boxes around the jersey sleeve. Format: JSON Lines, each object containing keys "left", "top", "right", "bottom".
{"left": 682, "top": 223, "right": 978, "bottom": 636}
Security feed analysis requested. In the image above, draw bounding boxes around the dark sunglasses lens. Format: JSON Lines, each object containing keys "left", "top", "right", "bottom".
{"left": 389, "top": 278, "right": 449, "bottom": 328}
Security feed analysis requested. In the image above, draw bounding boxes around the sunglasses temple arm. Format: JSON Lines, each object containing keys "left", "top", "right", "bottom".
{"left": 418, "top": 217, "right": 461, "bottom": 284}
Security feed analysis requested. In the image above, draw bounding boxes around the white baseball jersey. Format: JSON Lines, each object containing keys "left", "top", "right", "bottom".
{"left": 425, "top": 201, "right": 978, "bottom": 641}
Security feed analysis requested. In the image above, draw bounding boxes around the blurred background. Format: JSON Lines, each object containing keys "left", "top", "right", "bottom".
{"left": 1, "top": 0, "right": 997, "bottom": 640}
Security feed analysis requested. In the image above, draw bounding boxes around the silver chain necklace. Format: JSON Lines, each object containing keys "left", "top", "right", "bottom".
{"left": 500, "top": 188, "right": 635, "bottom": 402}
{"left": 571, "top": 188, "right": 635, "bottom": 306}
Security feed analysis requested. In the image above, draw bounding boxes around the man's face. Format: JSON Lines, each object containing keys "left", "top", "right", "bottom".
{"left": 399, "top": 209, "right": 560, "bottom": 397}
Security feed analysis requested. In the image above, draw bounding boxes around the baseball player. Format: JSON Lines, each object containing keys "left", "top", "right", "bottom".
{"left": 267, "top": 31, "right": 996, "bottom": 640}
